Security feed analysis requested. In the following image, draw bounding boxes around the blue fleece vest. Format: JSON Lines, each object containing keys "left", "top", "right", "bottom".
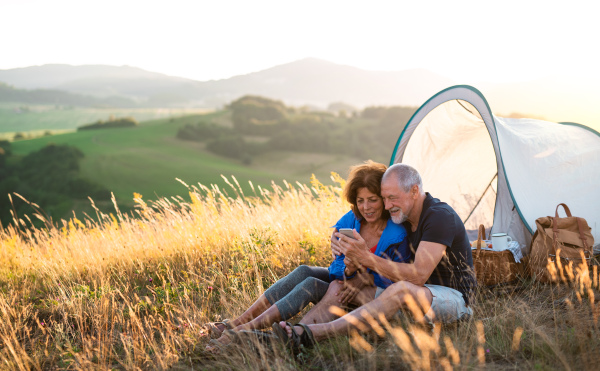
{"left": 328, "top": 210, "right": 410, "bottom": 288}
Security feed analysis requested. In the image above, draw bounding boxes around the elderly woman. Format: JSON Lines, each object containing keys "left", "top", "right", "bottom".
{"left": 206, "top": 161, "right": 410, "bottom": 351}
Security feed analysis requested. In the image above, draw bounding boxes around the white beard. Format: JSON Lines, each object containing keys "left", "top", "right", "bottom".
{"left": 391, "top": 209, "right": 408, "bottom": 224}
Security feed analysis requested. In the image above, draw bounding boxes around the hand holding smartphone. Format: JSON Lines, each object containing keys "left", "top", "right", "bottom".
{"left": 338, "top": 228, "right": 356, "bottom": 239}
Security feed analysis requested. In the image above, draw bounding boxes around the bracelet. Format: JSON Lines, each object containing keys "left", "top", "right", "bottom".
{"left": 344, "top": 268, "right": 357, "bottom": 279}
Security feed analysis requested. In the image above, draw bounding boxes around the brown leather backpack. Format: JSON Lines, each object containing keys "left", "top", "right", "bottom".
{"left": 529, "top": 203, "right": 594, "bottom": 282}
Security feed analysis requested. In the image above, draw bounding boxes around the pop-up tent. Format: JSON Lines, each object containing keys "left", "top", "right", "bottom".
{"left": 390, "top": 85, "right": 600, "bottom": 255}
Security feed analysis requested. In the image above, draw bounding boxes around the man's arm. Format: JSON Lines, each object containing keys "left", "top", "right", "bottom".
{"left": 336, "top": 231, "right": 446, "bottom": 286}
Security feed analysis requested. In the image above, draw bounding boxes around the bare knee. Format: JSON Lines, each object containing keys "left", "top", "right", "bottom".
{"left": 319, "top": 280, "right": 343, "bottom": 301}
{"left": 326, "top": 280, "right": 343, "bottom": 293}
{"left": 380, "top": 281, "right": 432, "bottom": 309}
{"left": 382, "top": 281, "right": 411, "bottom": 297}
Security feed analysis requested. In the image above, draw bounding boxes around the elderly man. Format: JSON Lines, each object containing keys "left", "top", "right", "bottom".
{"left": 275, "top": 163, "right": 476, "bottom": 347}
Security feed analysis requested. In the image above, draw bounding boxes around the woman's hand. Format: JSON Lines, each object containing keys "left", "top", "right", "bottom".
{"left": 336, "top": 271, "right": 373, "bottom": 304}
{"left": 330, "top": 230, "right": 344, "bottom": 257}
{"left": 334, "top": 229, "right": 369, "bottom": 263}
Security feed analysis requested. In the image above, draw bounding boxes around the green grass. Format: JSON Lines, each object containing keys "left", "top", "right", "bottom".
{"left": 0, "top": 102, "right": 211, "bottom": 135}
{"left": 9, "top": 111, "right": 364, "bottom": 206}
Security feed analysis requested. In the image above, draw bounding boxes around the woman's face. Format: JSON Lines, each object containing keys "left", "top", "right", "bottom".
{"left": 356, "top": 187, "right": 384, "bottom": 223}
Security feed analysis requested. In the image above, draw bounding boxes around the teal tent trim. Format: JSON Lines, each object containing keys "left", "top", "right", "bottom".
{"left": 558, "top": 122, "right": 600, "bottom": 138}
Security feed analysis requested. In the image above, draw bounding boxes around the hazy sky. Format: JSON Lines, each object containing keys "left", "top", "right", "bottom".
{"left": 1, "top": 0, "right": 599, "bottom": 83}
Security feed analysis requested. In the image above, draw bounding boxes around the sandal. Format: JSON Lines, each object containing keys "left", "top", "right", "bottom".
{"left": 271, "top": 322, "right": 315, "bottom": 353}
{"left": 206, "top": 319, "right": 233, "bottom": 338}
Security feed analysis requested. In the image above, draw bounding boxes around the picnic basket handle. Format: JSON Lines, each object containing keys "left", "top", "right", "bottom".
{"left": 475, "top": 224, "right": 486, "bottom": 256}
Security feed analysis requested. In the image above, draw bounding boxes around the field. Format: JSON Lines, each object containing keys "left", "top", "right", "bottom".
{"left": 0, "top": 176, "right": 599, "bottom": 370}
{"left": 8, "top": 110, "right": 364, "bottom": 209}
{"left": 0, "top": 103, "right": 211, "bottom": 138}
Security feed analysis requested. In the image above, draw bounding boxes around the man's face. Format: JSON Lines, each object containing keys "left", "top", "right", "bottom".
{"left": 381, "top": 177, "right": 414, "bottom": 224}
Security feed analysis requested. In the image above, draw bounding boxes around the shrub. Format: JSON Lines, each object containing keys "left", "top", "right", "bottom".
{"left": 230, "top": 95, "right": 288, "bottom": 134}
{"left": 78, "top": 117, "right": 138, "bottom": 131}
{"left": 176, "top": 122, "right": 231, "bottom": 141}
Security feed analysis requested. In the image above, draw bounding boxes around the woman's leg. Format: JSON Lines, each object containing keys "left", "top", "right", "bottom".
{"left": 208, "top": 266, "right": 329, "bottom": 335}
{"left": 207, "top": 276, "right": 331, "bottom": 351}
{"left": 226, "top": 294, "right": 271, "bottom": 328}
{"left": 300, "top": 281, "right": 377, "bottom": 325}
{"left": 233, "top": 276, "right": 331, "bottom": 331}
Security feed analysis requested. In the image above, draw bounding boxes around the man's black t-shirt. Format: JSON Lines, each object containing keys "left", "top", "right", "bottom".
{"left": 403, "top": 193, "right": 477, "bottom": 305}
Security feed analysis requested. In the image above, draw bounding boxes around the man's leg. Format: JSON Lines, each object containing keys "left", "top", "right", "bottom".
{"left": 280, "top": 280, "right": 432, "bottom": 342}
{"left": 300, "top": 280, "right": 376, "bottom": 325}
{"left": 422, "top": 284, "right": 472, "bottom": 324}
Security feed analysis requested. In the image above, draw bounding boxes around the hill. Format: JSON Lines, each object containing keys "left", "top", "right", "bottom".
{"left": 0, "top": 59, "right": 453, "bottom": 108}
{"left": 198, "top": 58, "right": 456, "bottom": 108}
{"left": 0, "top": 64, "right": 205, "bottom": 107}
{"left": 0, "top": 82, "right": 135, "bottom": 107}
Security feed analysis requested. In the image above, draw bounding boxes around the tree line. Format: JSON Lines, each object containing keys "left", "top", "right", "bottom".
{"left": 0, "top": 141, "right": 110, "bottom": 228}
{"left": 176, "top": 95, "right": 416, "bottom": 164}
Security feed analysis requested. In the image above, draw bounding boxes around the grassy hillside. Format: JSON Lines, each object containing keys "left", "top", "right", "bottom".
{"left": 0, "top": 177, "right": 597, "bottom": 370}
{"left": 9, "top": 111, "right": 366, "bottom": 208}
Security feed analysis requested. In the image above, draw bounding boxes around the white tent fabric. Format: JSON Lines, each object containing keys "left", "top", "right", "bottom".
{"left": 390, "top": 85, "right": 600, "bottom": 255}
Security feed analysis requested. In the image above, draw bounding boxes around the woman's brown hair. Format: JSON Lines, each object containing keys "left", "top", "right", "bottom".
{"left": 343, "top": 160, "right": 389, "bottom": 220}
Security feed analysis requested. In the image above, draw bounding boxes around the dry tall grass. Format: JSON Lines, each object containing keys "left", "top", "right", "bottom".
{"left": 0, "top": 175, "right": 599, "bottom": 370}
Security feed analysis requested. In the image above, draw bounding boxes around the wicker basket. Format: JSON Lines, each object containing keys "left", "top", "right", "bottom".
{"left": 473, "top": 225, "right": 524, "bottom": 286}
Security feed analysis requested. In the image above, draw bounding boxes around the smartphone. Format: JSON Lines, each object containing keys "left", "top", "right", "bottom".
{"left": 338, "top": 228, "right": 356, "bottom": 239}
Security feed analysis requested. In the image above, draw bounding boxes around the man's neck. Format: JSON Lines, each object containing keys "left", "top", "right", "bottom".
{"left": 408, "top": 193, "right": 427, "bottom": 231}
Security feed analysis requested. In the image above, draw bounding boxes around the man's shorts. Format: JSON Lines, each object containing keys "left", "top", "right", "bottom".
{"left": 375, "top": 284, "right": 472, "bottom": 324}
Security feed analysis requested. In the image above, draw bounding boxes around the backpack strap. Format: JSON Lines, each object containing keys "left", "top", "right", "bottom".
{"left": 576, "top": 217, "right": 591, "bottom": 253}
{"left": 552, "top": 203, "right": 572, "bottom": 254}
{"left": 555, "top": 203, "right": 572, "bottom": 218}
{"left": 551, "top": 215, "right": 558, "bottom": 256}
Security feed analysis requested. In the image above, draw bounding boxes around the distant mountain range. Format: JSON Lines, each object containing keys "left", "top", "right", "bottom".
{"left": 1, "top": 58, "right": 599, "bottom": 130}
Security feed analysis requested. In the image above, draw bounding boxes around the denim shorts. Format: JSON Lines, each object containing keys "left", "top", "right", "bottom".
{"left": 375, "top": 284, "right": 472, "bottom": 324}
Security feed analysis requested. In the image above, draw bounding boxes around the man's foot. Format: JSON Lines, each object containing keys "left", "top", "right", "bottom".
{"left": 205, "top": 332, "right": 233, "bottom": 354}
{"left": 272, "top": 321, "right": 316, "bottom": 353}
{"left": 205, "top": 319, "right": 233, "bottom": 338}
{"left": 278, "top": 321, "right": 304, "bottom": 338}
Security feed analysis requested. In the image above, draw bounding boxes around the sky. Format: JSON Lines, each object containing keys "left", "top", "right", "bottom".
{"left": 2, "top": 0, "right": 599, "bottom": 84}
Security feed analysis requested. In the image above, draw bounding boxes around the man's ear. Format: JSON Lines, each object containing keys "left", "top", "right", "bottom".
{"left": 411, "top": 184, "right": 419, "bottom": 198}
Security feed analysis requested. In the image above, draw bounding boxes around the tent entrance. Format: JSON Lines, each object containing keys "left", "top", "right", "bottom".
{"left": 401, "top": 99, "right": 498, "bottom": 231}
